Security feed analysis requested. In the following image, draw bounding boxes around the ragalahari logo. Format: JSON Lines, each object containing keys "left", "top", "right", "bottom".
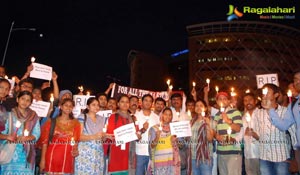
{"left": 227, "top": 5, "right": 243, "bottom": 21}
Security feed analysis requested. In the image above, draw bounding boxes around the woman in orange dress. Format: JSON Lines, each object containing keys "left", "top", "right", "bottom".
{"left": 39, "top": 98, "right": 81, "bottom": 174}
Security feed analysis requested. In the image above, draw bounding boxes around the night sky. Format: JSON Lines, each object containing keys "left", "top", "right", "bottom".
{"left": 0, "top": 0, "right": 299, "bottom": 94}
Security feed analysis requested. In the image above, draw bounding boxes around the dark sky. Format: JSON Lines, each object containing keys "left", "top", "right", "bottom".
{"left": 0, "top": 0, "right": 299, "bottom": 94}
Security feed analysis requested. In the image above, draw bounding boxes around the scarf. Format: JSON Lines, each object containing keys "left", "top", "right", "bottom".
{"left": 12, "top": 107, "right": 39, "bottom": 170}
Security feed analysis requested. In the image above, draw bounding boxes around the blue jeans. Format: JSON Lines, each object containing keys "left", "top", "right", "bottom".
{"left": 192, "top": 159, "right": 213, "bottom": 175}
{"left": 259, "top": 159, "right": 290, "bottom": 175}
{"left": 135, "top": 155, "right": 149, "bottom": 175}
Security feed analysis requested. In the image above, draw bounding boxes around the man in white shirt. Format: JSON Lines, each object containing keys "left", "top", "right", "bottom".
{"left": 135, "top": 94, "right": 159, "bottom": 175}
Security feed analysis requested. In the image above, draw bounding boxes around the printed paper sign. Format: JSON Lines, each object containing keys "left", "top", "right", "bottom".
{"left": 73, "top": 95, "right": 95, "bottom": 109}
{"left": 170, "top": 120, "right": 192, "bottom": 138}
{"left": 72, "top": 105, "right": 82, "bottom": 118}
{"left": 30, "top": 100, "right": 51, "bottom": 117}
{"left": 114, "top": 123, "right": 138, "bottom": 146}
{"left": 30, "top": 63, "right": 53, "bottom": 81}
{"left": 256, "top": 73, "right": 279, "bottom": 88}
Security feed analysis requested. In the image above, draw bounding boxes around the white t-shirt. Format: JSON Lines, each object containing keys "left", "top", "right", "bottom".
{"left": 135, "top": 110, "right": 160, "bottom": 156}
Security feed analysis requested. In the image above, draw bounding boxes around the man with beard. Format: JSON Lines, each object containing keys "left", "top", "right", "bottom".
{"left": 268, "top": 71, "right": 300, "bottom": 174}
{"left": 129, "top": 95, "right": 139, "bottom": 115}
{"left": 242, "top": 93, "right": 260, "bottom": 175}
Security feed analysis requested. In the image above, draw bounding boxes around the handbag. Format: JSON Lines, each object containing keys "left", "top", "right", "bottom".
{"left": 0, "top": 112, "right": 17, "bottom": 164}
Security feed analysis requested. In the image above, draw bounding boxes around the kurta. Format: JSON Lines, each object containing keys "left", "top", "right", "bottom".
{"left": 39, "top": 118, "right": 81, "bottom": 174}
{"left": 0, "top": 111, "right": 40, "bottom": 175}
{"left": 75, "top": 114, "right": 105, "bottom": 175}
{"left": 106, "top": 112, "right": 136, "bottom": 175}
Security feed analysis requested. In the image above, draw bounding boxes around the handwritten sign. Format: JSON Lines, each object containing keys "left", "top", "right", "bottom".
{"left": 73, "top": 95, "right": 95, "bottom": 109}
{"left": 170, "top": 121, "right": 192, "bottom": 138}
{"left": 256, "top": 73, "right": 279, "bottom": 88}
{"left": 30, "top": 63, "right": 53, "bottom": 81}
{"left": 30, "top": 100, "right": 51, "bottom": 117}
{"left": 114, "top": 123, "right": 138, "bottom": 146}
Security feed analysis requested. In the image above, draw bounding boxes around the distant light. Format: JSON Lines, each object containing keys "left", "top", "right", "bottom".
{"left": 39, "top": 34, "right": 43, "bottom": 37}
{"left": 171, "top": 49, "right": 189, "bottom": 58}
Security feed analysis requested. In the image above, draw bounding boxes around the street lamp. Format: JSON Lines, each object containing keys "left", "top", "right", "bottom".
{"left": 2, "top": 21, "right": 37, "bottom": 66}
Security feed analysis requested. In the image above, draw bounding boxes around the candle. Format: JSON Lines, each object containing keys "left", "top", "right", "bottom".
{"left": 14, "top": 120, "right": 22, "bottom": 135}
{"left": 262, "top": 88, "right": 268, "bottom": 96}
{"left": 201, "top": 108, "right": 205, "bottom": 117}
{"left": 12, "top": 77, "right": 15, "bottom": 82}
{"left": 192, "top": 81, "right": 196, "bottom": 88}
{"left": 245, "top": 89, "right": 250, "bottom": 93}
{"left": 78, "top": 85, "right": 84, "bottom": 93}
{"left": 230, "top": 87, "right": 236, "bottom": 97}
{"left": 31, "top": 57, "right": 36, "bottom": 63}
{"left": 206, "top": 78, "right": 210, "bottom": 89}
{"left": 70, "top": 137, "right": 75, "bottom": 146}
{"left": 4, "top": 75, "right": 8, "bottom": 79}
{"left": 102, "top": 124, "right": 107, "bottom": 133}
{"left": 50, "top": 93, "right": 54, "bottom": 103}
{"left": 24, "top": 129, "right": 29, "bottom": 137}
{"left": 220, "top": 103, "right": 225, "bottom": 113}
{"left": 166, "top": 79, "right": 170, "bottom": 86}
{"left": 187, "top": 110, "right": 191, "bottom": 118}
{"left": 245, "top": 112, "right": 251, "bottom": 123}
{"left": 169, "top": 85, "right": 173, "bottom": 90}
{"left": 227, "top": 126, "right": 232, "bottom": 140}
{"left": 159, "top": 122, "right": 162, "bottom": 131}
{"left": 86, "top": 91, "right": 90, "bottom": 96}
{"left": 287, "top": 90, "right": 292, "bottom": 103}
{"left": 215, "top": 86, "right": 219, "bottom": 94}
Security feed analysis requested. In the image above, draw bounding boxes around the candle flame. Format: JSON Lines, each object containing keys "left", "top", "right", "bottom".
{"left": 169, "top": 85, "right": 173, "bottom": 90}
{"left": 287, "top": 90, "right": 292, "bottom": 97}
{"left": 192, "top": 81, "right": 196, "bottom": 87}
{"left": 215, "top": 86, "right": 219, "bottom": 92}
{"left": 206, "top": 78, "right": 210, "bottom": 84}
{"left": 166, "top": 79, "right": 170, "bottom": 86}
{"left": 50, "top": 93, "right": 54, "bottom": 102}
{"left": 15, "top": 120, "right": 21, "bottom": 128}
{"left": 24, "top": 129, "right": 29, "bottom": 136}
{"left": 31, "top": 57, "right": 36, "bottom": 63}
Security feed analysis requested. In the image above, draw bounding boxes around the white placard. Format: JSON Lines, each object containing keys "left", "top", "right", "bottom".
{"left": 29, "top": 100, "right": 51, "bottom": 117}
{"left": 170, "top": 120, "right": 192, "bottom": 138}
{"left": 97, "top": 110, "right": 112, "bottom": 125}
{"left": 7, "top": 79, "right": 15, "bottom": 97}
{"left": 114, "top": 123, "right": 138, "bottom": 146}
{"left": 73, "top": 95, "right": 95, "bottom": 109}
{"left": 30, "top": 63, "right": 53, "bottom": 81}
{"left": 256, "top": 73, "right": 279, "bottom": 88}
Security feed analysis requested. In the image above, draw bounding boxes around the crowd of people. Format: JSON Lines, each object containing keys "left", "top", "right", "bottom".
{"left": 0, "top": 64, "right": 299, "bottom": 175}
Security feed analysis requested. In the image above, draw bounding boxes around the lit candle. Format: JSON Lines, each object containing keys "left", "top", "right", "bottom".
{"left": 14, "top": 120, "right": 22, "bottom": 135}
{"left": 78, "top": 85, "right": 84, "bottom": 93}
{"left": 31, "top": 57, "right": 36, "bottom": 63}
{"left": 215, "top": 86, "right": 219, "bottom": 94}
{"left": 166, "top": 79, "right": 171, "bottom": 86}
{"left": 245, "top": 89, "right": 250, "bottom": 93}
{"left": 227, "top": 126, "right": 232, "bottom": 140}
{"left": 159, "top": 122, "right": 162, "bottom": 131}
{"left": 287, "top": 89, "right": 292, "bottom": 103}
{"left": 245, "top": 112, "right": 251, "bottom": 123}
{"left": 201, "top": 108, "right": 205, "bottom": 117}
{"left": 50, "top": 93, "right": 54, "bottom": 103}
{"left": 230, "top": 87, "right": 236, "bottom": 97}
{"left": 4, "top": 75, "right": 8, "bottom": 79}
{"left": 102, "top": 124, "right": 107, "bottom": 133}
{"left": 86, "top": 91, "right": 90, "bottom": 96}
{"left": 70, "top": 137, "right": 75, "bottom": 146}
{"left": 220, "top": 103, "right": 225, "bottom": 113}
{"left": 192, "top": 81, "right": 196, "bottom": 88}
{"left": 206, "top": 78, "right": 210, "bottom": 89}
{"left": 24, "top": 129, "right": 29, "bottom": 137}
{"left": 12, "top": 77, "right": 15, "bottom": 82}
{"left": 262, "top": 88, "right": 268, "bottom": 96}
{"left": 169, "top": 85, "right": 173, "bottom": 90}
{"left": 187, "top": 110, "right": 191, "bottom": 118}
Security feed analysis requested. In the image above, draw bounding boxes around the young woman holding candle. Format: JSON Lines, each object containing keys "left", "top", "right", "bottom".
{"left": 0, "top": 90, "right": 40, "bottom": 174}
{"left": 148, "top": 107, "right": 181, "bottom": 175}
{"left": 39, "top": 98, "right": 81, "bottom": 174}
{"left": 187, "top": 99, "right": 215, "bottom": 175}
{"left": 74, "top": 97, "right": 106, "bottom": 175}
{"left": 106, "top": 94, "right": 140, "bottom": 175}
